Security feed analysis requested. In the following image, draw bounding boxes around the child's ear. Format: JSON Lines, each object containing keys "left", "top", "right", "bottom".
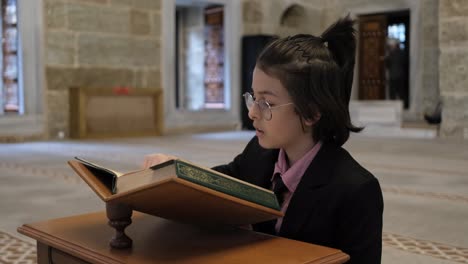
{"left": 304, "top": 113, "right": 321, "bottom": 127}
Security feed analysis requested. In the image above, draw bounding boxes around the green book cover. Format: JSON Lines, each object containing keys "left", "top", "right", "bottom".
{"left": 174, "top": 160, "right": 281, "bottom": 211}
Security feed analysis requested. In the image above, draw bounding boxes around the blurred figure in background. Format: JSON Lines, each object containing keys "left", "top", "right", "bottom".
{"left": 385, "top": 38, "right": 405, "bottom": 100}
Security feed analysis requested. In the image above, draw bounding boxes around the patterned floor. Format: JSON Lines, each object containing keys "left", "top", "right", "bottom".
{"left": 0, "top": 231, "right": 36, "bottom": 264}
{"left": 383, "top": 233, "right": 468, "bottom": 263}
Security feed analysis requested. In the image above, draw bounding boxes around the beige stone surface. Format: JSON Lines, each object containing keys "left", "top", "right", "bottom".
{"left": 46, "top": 66, "right": 136, "bottom": 91}
{"left": 439, "top": 51, "right": 468, "bottom": 94}
{"left": 144, "top": 69, "right": 161, "bottom": 88}
{"left": 440, "top": 0, "right": 468, "bottom": 17}
{"left": 109, "top": 0, "right": 132, "bottom": 6}
{"left": 150, "top": 12, "right": 161, "bottom": 37}
{"left": 242, "top": 23, "right": 262, "bottom": 36}
{"left": 440, "top": 95, "right": 468, "bottom": 139}
{"left": 46, "top": 90, "right": 70, "bottom": 137}
{"left": 440, "top": 18, "right": 468, "bottom": 44}
{"left": 438, "top": 0, "right": 468, "bottom": 139}
{"left": 44, "top": 0, "right": 67, "bottom": 29}
{"left": 68, "top": 0, "right": 108, "bottom": 4}
{"left": 243, "top": 0, "right": 263, "bottom": 24}
{"left": 132, "top": 0, "right": 161, "bottom": 10}
{"left": 423, "top": 25, "right": 439, "bottom": 47}
{"left": 68, "top": 3, "right": 130, "bottom": 34}
{"left": 46, "top": 31, "right": 76, "bottom": 65}
{"left": 131, "top": 69, "right": 161, "bottom": 88}
{"left": 77, "top": 33, "right": 160, "bottom": 67}
{"left": 130, "top": 9, "right": 151, "bottom": 35}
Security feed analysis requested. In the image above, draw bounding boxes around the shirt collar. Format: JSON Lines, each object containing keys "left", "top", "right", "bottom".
{"left": 272, "top": 141, "right": 323, "bottom": 193}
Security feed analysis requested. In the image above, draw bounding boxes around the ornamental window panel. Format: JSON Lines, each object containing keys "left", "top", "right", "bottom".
{"left": 175, "top": 2, "right": 226, "bottom": 111}
{"left": 1, "top": 0, "right": 21, "bottom": 115}
{"left": 203, "top": 5, "right": 224, "bottom": 109}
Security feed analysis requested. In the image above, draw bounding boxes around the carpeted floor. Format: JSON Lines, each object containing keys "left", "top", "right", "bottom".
{"left": 1, "top": 131, "right": 467, "bottom": 263}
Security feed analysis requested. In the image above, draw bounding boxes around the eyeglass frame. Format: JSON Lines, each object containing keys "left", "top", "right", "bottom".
{"left": 243, "top": 92, "right": 294, "bottom": 121}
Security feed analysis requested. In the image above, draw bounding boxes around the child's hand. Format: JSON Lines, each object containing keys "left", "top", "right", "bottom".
{"left": 142, "top": 153, "right": 178, "bottom": 169}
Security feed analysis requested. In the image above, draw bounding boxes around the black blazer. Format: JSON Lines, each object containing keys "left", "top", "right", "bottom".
{"left": 213, "top": 137, "right": 383, "bottom": 264}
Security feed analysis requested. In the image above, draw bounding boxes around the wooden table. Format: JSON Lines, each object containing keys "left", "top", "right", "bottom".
{"left": 18, "top": 211, "right": 349, "bottom": 264}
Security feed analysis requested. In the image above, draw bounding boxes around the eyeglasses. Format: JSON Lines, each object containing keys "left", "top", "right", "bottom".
{"left": 243, "top": 92, "right": 294, "bottom": 121}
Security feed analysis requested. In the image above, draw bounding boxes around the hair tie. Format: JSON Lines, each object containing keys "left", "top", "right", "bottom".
{"left": 321, "top": 37, "right": 328, "bottom": 47}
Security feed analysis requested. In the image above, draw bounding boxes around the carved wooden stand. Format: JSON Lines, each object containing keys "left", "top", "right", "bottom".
{"left": 105, "top": 202, "right": 133, "bottom": 249}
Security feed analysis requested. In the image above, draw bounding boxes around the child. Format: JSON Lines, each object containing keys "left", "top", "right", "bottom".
{"left": 144, "top": 16, "right": 383, "bottom": 264}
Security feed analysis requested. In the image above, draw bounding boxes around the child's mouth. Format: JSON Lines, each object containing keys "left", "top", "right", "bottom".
{"left": 256, "top": 128, "right": 264, "bottom": 136}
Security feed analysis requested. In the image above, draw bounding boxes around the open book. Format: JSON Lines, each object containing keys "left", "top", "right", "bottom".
{"left": 69, "top": 157, "right": 283, "bottom": 225}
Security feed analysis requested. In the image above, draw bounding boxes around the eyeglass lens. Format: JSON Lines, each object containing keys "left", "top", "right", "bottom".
{"left": 243, "top": 93, "right": 272, "bottom": 120}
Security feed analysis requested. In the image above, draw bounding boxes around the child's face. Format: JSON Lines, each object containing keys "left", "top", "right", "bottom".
{"left": 249, "top": 67, "right": 314, "bottom": 152}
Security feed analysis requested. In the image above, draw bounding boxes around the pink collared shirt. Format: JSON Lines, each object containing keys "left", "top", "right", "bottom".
{"left": 273, "top": 141, "right": 323, "bottom": 234}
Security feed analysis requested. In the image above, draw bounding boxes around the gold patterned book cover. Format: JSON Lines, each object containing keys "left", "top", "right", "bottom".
{"left": 70, "top": 157, "right": 283, "bottom": 225}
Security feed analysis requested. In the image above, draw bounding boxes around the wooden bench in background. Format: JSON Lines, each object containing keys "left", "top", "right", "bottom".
{"left": 69, "top": 87, "right": 163, "bottom": 139}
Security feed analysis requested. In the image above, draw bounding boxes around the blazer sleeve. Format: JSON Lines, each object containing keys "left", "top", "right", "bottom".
{"left": 338, "top": 177, "right": 384, "bottom": 264}
{"left": 211, "top": 136, "right": 278, "bottom": 187}
{"left": 211, "top": 137, "right": 257, "bottom": 180}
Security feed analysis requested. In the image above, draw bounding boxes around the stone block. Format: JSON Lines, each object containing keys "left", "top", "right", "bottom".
{"left": 131, "top": 9, "right": 151, "bottom": 35}
{"left": 242, "top": 23, "right": 262, "bottom": 35}
{"left": 68, "top": 3, "right": 129, "bottom": 34}
{"left": 132, "top": 0, "right": 161, "bottom": 10}
{"left": 298, "top": 0, "right": 325, "bottom": 8}
{"left": 68, "top": 0, "right": 108, "bottom": 4}
{"left": 46, "top": 31, "right": 75, "bottom": 65}
{"left": 422, "top": 48, "right": 439, "bottom": 76}
{"left": 440, "top": 18, "right": 468, "bottom": 45}
{"left": 46, "top": 66, "right": 135, "bottom": 91}
{"left": 133, "top": 69, "right": 162, "bottom": 89}
{"left": 423, "top": 24, "right": 439, "bottom": 47}
{"left": 349, "top": 100, "right": 403, "bottom": 127}
{"left": 440, "top": 95, "right": 468, "bottom": 139}
{"left": 422, "top": 0, "right": 439, "bottom": 26}
{"left": 133, "top": 70, "right": 145, "bottom": 88}
{"left": 144, "top": 70, "right": 161, "bottom": 88}
{"left": 439, "top": 50, "right": 468, "bottom": 93}
{"left": 110, "top": 0, "right": 132, "bottom": 6}
{"left": 151, "top": 12, "right": 161, "bottom": 37}
{"left": 440, "top": 0, "right": 468, "bottom": 18}
{"left": 45, "top": 0, "right": 67, "bottom": 29}
{"left": 78, "top": 34, "right": 160, "bottom": 67}
{"left": 422, "top": 73, "right": 440, "bottom": 113}
{"left": 47, "top": 90, "right": 70, "bottom": 138}
{"left": 243, "top": 0, "right": 263, "bottom": 24}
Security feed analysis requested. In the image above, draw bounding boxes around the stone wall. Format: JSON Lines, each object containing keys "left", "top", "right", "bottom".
{"left": 242, "top": 0, "right": 323, "bottom": 36}
{"left": 44, "top": 0, "right": 161, "bottom": 138}
{"left": 439, "top": 0, "right": 468, "bottom": 139}
{"left": 39, "top": 0, "right": 466, "bottom": 140}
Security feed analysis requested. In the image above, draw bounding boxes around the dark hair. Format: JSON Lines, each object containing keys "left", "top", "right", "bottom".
{"left": 256, "top": 15, "right": 362, "bottom": 146}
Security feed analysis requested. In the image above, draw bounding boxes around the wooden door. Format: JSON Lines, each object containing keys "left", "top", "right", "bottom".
{"left": 358, "top": 15, "right": 387, "bottom": 100}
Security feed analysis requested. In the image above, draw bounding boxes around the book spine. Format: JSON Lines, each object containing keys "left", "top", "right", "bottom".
{"left": 175, "top": 161, "right": 280, "bottom": 210}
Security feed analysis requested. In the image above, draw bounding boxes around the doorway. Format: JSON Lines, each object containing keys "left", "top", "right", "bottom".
{"left": 358, "top": 10, "right": 410, "bottom": 109}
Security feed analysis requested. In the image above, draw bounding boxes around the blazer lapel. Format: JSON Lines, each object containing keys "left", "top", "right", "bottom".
{"left": 251, "top": 147, "right": 279, "bottom": 189}
{"left": 279, "top": 143, "right": 338, "bottom": 238}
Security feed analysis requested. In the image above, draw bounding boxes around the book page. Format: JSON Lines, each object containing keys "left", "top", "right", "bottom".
{"left": 74, "top": 157, "right": 124, "bottom": 177}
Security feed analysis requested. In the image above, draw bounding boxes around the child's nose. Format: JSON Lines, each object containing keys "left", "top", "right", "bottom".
{"left": 248, "top": 104, "right": 261, "bottom": 121}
